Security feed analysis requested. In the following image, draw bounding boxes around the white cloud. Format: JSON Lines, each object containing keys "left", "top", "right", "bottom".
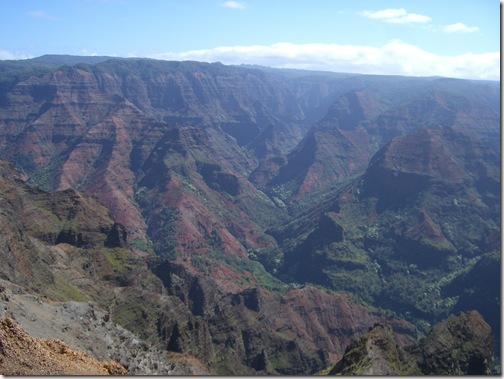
{"left": 27, "top": 10, "right": 58, "bottom": 20}
{"left": 442, "top": 22, "right": 479, "bottom": 33}
{"left": 221, "top": 1, "right": 247, "bottom": 9}
{"left": 0, "top": 48, "right": 32, "bottom": 60}
{"left": 149, "top": 41, "right": 499, "bottom": 81}
{"left": 360, "top": 8, "right": 431, "bottom": 24}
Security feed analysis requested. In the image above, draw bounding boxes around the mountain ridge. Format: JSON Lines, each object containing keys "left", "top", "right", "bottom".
{"left": 329, "top": 310, "right": 493, "bottom": 375}
{"left": 0, "top": 55, "right": 499, "bottom": 374}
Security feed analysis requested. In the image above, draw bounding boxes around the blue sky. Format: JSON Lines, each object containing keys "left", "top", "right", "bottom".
{"left": 0, "top": 0, "right": 500, "bottom": 80}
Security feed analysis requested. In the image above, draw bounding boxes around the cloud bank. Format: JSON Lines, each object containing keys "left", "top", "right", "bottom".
{"left": 151, "top": 41, "right": 499, "bottom": 81}
{"left": 0, "top": 41, "right": 497, "bottom": 81}
{"left": 0, "top": 48, "right": 32, "bottom": 60}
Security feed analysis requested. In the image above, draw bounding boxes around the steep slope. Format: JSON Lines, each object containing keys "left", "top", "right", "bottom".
{"left": 0, "top": 57, "right": 499, "bottom": 374}
{"left": 0, "top": 59, "right": 296, "bottom": 278}
{"left": 0, "top": 58, "right": 498, "bottom": 271}
{"left": 150, "top": 262, "right": 417, "bottom": 374}
{"left": 0, "top": 159, "right": 418, "bottom": 374}
{"left": 277, "top": 124, "right": 500, "bottom": 340}
{"left": 0, "top": 159, "right": 212, "bottom": 374}
{"left": 0, "top": 58, "right": 346, "bottom": 264}
{"left": 269, "top": 89, "right": 381, "bottom": 203}
{"left": 411, "top": 310, "right": 494, "bottom": 375}
{"left": 328, "top": 323, "right": 421, "bottom": 375}
{"left": 0, "top": 284, "right": 210, "bottom": 375}
{"left": 330, "top": 310, "right": 494, "bottom": 375}
{"left": 268, "top": 81, "right": 499, "bottom": 209}
{"left": 0, "top": 317, "right": 127, "bottom": 375}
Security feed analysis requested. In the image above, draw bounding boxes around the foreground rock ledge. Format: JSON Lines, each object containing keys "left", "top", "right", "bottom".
{"left": 329, "top": 310, "right": 494, "bottom": 375}
{"left": 0, "top": 317, "right": 127, "bottom": 375}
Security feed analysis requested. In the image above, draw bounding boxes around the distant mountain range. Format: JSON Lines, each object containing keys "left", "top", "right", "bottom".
{"left": 0, "top": 55, "right": 499, "bottom": 374}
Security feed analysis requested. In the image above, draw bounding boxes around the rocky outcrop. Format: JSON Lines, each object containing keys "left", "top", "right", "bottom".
{"left": 0, "top": 285, "right": 210, "bottom": 375}
{"left": 411, "top": 310, "right": 494, "bottom": 375}
{"left": 330, "top": 311, "right": 493, "bottom": 375}
{"left": 150, "top": 261, "right": 417, "bottom": 375}
{"left": 329, "top": 323, "right": 420, "bottom": 375}
{"left": 0, "top": 160, "right": 212, "bottom": 374}
{"left": 0, "top": 317, "right": 127, "bottom": 375}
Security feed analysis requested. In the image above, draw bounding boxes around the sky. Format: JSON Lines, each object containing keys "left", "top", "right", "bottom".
{"left": 0, "top": 0, "right": 500, "bottom": 80}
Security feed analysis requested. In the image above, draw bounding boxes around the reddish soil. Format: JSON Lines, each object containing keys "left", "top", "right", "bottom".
{"left": 0, "top": 317, "right": 127, "bottom": 375}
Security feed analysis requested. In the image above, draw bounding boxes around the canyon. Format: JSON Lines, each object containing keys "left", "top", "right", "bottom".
{"left": 0, "top": 55, "right": 499, "bottom": 374}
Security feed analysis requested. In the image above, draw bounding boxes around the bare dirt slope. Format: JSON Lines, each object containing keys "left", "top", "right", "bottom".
{"left": 0, "top": 281, "right": 210, "bottom": 375}
{"left": 0, "top": 317, "right": 127, "bottom": 375}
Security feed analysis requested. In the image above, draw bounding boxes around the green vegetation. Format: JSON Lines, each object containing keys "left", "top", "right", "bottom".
{"left": 27, "top": 154, "right": 69, "bottom": 192}
{"left": 129, "top": 237, "right": 152, "bottom": 253}
{"left": 208, "top": 251, "right": 287, "bottom": 293}
{"left": 112, "top": 292, "right": 162, "bottom": 343}
{"left": 148, "top": 206, "right": 180, "bottom": 259}
{"left": 190, "top": 253, "right": 213, "bottom": 274}
{"left": 44, "top": 275, "right": 89, "bottom": 302}
{"left": 11, "top": 152, "right": 37, "bottom": 173}
{"left": 103, "top": 248, "right": 131, "bottom": 271}
{"left": 268, "top": 354, "right": 292, "bottom": 372}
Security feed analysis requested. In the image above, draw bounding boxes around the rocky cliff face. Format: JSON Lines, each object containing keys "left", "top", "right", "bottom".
{"left": 0, "top": 158, "right": 417, "bottom": 374}
{"left": 330, "top": 310, "right": 494, "bottom": 375}
{"left": 269, "top": 84, "right": 499, "bottom": 207}
{"left": 150, "top": 261, "right": 417, "bottom": 374}
{"left": 277, "top": 117, "right": 499, "bottom": 351}
{"left": 0, "top": 284, "right": 210, "bottom": 375}
{"left": 0, "top": 56, "right": 499, "bottom": 374}
{"left": 0, "top": 60, "right": 301, "bottom": 244}
{"left": 328, "top": 323, "right": 420, "bottom": 375}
